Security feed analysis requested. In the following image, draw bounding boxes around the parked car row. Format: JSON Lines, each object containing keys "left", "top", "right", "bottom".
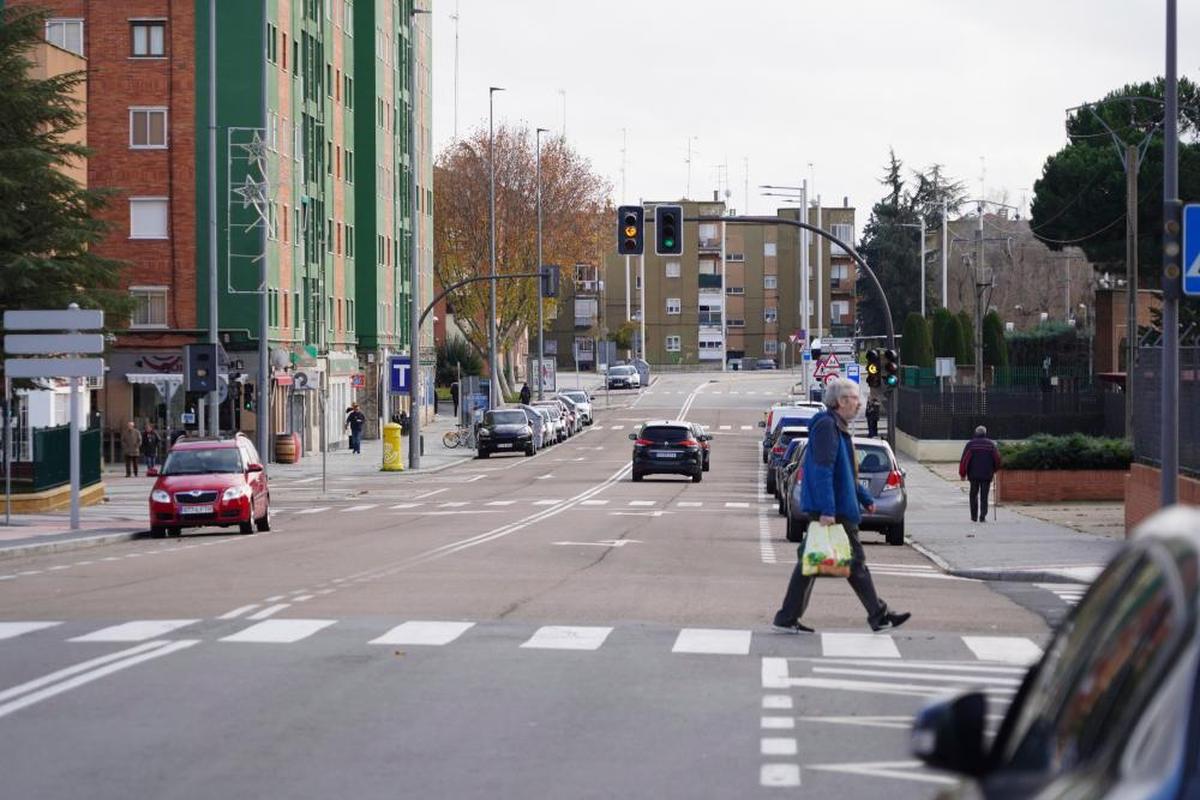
{"left": 479, "top": 392, "right": 596, "bottom": 458}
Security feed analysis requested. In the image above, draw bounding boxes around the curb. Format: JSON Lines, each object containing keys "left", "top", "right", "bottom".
{"left": 909, "top": 539, "right": 1098, "bottom": 584}
{"left": 0, "top": 528, "right": 148, "bottom": 561}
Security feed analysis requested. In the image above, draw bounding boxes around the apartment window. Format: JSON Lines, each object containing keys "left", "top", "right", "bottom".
{"left": 664, "top": 261, "right": 681, "bottom": 279}
{"left": 727, "top": 318, "right": 745, "bottom": 328}
{"left": 764, "top": 307, "right": 778, "bottom": 323}
{"left": 699, "top": 222, "right": 718, "bottom": 243}
{"left": 725, "top": 286, "right": 744, "bottom": 296}
{"left": 346, "top": 225, "right": 354, "bottom": 258}
{"left": 831, "top": 223, "right": 855, "bottom": 255}
{"left": 763, "top": 275, "right": 778, "bottom": 290}
{"left": 130, "top": 20, "right": 166, "bottom": 57}
{"left": 764, "top": 242, "right": 777, "bottom": 257}
{"left": 831, "top": 300, "right": 851, "bottom": 322}
{"left": 129, "top": 108, "right": 167, "bottom": 148}
{"left": 831, "top": 263, "right": 850, "bottom": 281}
{"left": 46, "top": 19, "right": 84, "bottom": 56}
{"left": 764, "top": 340, "right": 778, "bottom": 355}
{"left": 344, "top": 75, "right": 354, "bottom": 109}
{"left": 666, "top": 298, "right": 681, "bottom": 315}
{"left": 665, "top": 335, "right": 681, "bottom": 353}
{"left": 129, "top": 198, "right": 168, "bottom": 239}
{"left": 130, "top": 286, "right": 168, "bottom": 328}
{"left": 281, "top": 32, "right": 288, "bottom": 70}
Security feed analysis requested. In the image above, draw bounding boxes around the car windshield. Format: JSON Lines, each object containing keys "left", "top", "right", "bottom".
{"left": 856, "top": 446, "right": 892, "bottom": 472}
{"left": 486, "top": 411, "right": 526, "bottom": 426}
{"left": 562, "top": 391, "right": 587, "bottom": 402}
{"left": 640, "top": 425, "right": 689, "bottom": 443}
{"left": 161, "top": 448, "right": 243, "bottom": 475}
{"left": 611, "top": 366, "right": 633, "bottom": 375}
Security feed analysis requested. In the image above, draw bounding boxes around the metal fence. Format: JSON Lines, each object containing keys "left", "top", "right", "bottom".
{"left": 1132, "top": 332, "right": 1200, "bottom": 476}
{"left": 1, "top": 424, "right": 102, "bottom": 493}
{"left": 897, "top": 386, "right": 1108, "bottom": 440}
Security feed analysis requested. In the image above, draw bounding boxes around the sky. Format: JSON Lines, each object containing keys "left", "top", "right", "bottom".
{"left": 429, "top": 0, "right": 1200, "bottom": 225}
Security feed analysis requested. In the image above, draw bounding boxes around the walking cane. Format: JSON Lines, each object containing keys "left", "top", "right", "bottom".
{"left": 994, "top": 473, "right": 1000, "bottom": 522}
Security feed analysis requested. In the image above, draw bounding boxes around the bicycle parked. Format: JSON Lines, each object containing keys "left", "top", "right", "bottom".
{"left": 442, "top": 423, "right": 476, "bottom": 449}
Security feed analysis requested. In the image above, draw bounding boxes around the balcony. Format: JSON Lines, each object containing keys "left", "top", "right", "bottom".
{"left": 698, "top": 238, "right": 722, "bottom": 252}
{"left": 574, "top": 316, "right": 598, "bottom": 329}
{"left": 698, "top": 274, "right": 722, "bottom": 290}
{"left": 698, "top": 312, "right": 722, "bottom": 327}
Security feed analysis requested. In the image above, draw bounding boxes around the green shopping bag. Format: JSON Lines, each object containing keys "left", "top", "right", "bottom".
{"left": 800, "top": 522, "right": 853, "bottom": 577}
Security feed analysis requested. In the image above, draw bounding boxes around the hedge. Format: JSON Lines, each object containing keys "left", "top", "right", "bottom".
{"left": 998, "top": 434, "right": 1132, "bottom": 471}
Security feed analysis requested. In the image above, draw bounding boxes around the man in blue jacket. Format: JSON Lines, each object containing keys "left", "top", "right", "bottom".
{"left": 773, "top": 378, "right": 911, "bottom": 633}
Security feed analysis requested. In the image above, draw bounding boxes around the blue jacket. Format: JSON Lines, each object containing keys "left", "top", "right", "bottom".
{"left": 799, "top": 410, "right": 873, "bottom": 523}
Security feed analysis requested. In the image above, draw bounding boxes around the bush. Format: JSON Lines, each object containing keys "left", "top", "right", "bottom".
{"left": 900, "top": 312, "right": 934, "bottom": 367}
{"left": 982, "top": 310, "right": 1008, "bottom": 368}
{"left": 999, "top": 434, "right": 1132, "bottom": 471}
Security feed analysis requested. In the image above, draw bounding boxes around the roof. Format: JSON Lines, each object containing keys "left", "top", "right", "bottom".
{"left": 171, "top": 436, "right": 242, "bottom": 450}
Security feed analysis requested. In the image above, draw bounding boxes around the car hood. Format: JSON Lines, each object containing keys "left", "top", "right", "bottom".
{"left": 484, "top": 424, "right": 529, "bottom": 434}
{"left": 155, "top": 472, "right": 246, "bottom": 492}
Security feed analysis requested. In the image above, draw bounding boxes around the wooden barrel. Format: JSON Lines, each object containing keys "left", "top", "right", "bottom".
{"left": 274, "top": 432, "right": 299, "bottom": 464}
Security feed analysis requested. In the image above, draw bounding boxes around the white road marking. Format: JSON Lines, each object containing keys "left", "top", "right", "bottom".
{"left": 672, "top": 628, "right": 752, "bottom": 655}
{"left": 292, "top": 594, "right": 315, "bottom": 602}
{"left": 217, "top": 605, "right": 260, "bottom": 620}
{"left": 580, "top": 499, "right": 609, "bottom": 506}
{"left": 520, "top": 625, "right": 613, "bottom": 651}
{"left": 247, "top": 603, "right": 291, "bottom": 620}
{"left": 741, "top": 425, "right": 754, "bottom": 430}
{"left": 390, "top": 503, "right": 422, "bottom": 509}
{"left": 343, "top": 504, "right": 379, "bottom": 512}
{"left": 761, "top": 716, "right": 795, "bottom": 730}
{"left": 413, "top": 488, "right": 448, "bottom": 500}
{"left": 70, "top": 620, "right": 200, "bottom": 642}
{"left": 610, "top": 425, "right": 625, "bottom": 430}
{"left": 533, "top": 499, "right": 564, "bottom": 506}
{"left": 803, "top": 760, "right": 957, "bottom": 786}
{"left": 264, "top": 595, "right": 285, "bottom": 602}
{"left": 628, "top": 500, "right": 656, "bottom": 507}
{"left": 676, "top": 501, "right": 702, "bottom": 507}
{"left": 438, "top": 502, "right": 469, "bottom": 508}
{"left": 811, "top": 666, "right": 1021, "bottom": 687}
{"left": 788, "top": 676, "right": 1016, "bottom": 699}
{"left": 220, "top": 619, "right": 335, "bottom": 643}
{"left": 760, "top": 764, "right": 801, "bottom": 787}
{"left": 820, "top": 633, "right": 901, "bottom": 659}
{"left": 369, "top": 621, "right": 475, "bottom": 646}
{"left": 761, "top": 738, "right": 798, "bottom": 756}
{"left": 294, "top": 507, "right": 330, "bottom": 515}
{"left": 0, "top": 622, "right": 61, "bottom": 641}
{"left": 486, "top": 500, "right": 516, "bottom": 506}
{"left": 961, "top": 636, "right": 1044, "bottom": 665}
{"left": 762, "top": 694, "right": 793, "bottom": 710}
{"left": 719, "top": 425, "right": 732, "bottom": 430}
{"left": 725, "top": 502, "right": 750, "bottom": 508}
{"left": 795, "top": 715, "right": 916, "bottom": 731}
{"left": 535, "top": 474, "right": 554, "bottom": 480}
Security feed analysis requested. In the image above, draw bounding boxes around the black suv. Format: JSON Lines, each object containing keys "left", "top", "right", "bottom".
{"left": 477, "top": 408, "right": 535, "bottom": 458}
{"left": 629, "top": 421, "right": 707, "bottom": 482}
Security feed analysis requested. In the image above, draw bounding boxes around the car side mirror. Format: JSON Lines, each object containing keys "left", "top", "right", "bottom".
{"left": 246, "top": 463, "right": 264, "bottom": 473}
{"left": 146, "top": 467, "right": 159, "bottom": 477}
{"left": 911, "top": 692, "right": 988, "bottom": 777}
{"left": 628, "top": 433, "right": 637, "bottom": 441}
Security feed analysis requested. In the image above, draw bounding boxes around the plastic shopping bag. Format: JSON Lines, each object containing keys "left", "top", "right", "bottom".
{"left": 800, "top": 522, "right": 853, "bottom": 578}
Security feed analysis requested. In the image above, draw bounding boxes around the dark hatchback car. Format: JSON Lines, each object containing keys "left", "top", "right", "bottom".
{"left": 476, "top": 408, "right": 535, "bottom": 458}
{"left": 912, "top": 506, "right": 1200, "bottom": 800}
{"left": 629, "top": 421, "right": 707, "bottom": 482}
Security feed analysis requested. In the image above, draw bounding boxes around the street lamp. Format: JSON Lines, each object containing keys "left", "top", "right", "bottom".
{"left": 408, "top": 5, "right": 431, "bottom": 470}
{"left": 535, "top": 127, "right": 549, "bottom": 400}
{"left": 488, "top": 87, "right": 504, "bottom": 410}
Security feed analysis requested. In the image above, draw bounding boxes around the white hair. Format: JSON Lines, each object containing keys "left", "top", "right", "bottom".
{"left": 823, "top": 378, "right": 859, "bottom": 409}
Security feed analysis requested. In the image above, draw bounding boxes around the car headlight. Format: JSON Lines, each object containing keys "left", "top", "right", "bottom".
{"left": 222, "top": 485, "right": 251, "bottom": 502}
{"left": 151, "top": 489, "right": 170, "bottom": 503}
{"left": 522, "top": 426, "right": 532, "bottom": 436}
{"left": 479, "top": 429, "right": 491, "bottom": 438}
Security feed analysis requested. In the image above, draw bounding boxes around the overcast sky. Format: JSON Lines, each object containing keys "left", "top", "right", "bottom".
{"left": 429, "top": 1, "right": 1199, "bottom": 224}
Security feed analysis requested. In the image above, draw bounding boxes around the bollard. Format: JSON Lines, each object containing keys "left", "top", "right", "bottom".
{"left": 381, "top": 422, "right": 404, "bottom": 471}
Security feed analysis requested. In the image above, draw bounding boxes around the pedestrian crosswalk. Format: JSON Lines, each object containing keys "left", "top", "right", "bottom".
{"left": 0, "top": 617, "right": 1045, "bottom": 663}
{"left": 1036, "top": 582, "right": 1088, "bottom": 606}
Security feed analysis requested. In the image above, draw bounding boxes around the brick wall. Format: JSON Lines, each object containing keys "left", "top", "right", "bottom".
{"left": 997, "top": 469, "right": 1126, "bottom": 503}
{"left": 1125, "top": 463, "right": 1200, "bottom": 534}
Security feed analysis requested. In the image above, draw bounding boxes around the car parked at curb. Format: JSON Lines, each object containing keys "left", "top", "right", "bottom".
{"left": 606, "top": 365, "right": 641, "bottom": 390}
{"left": 532, "top": 400, "right": 568, "bottom": 442}
{"left": 629, "top": 420, "right": 707, "bottom": 483}
{"left": 760, "top": 405, "right": 822, "bottom": 463}
{"left": 557, "top": 390, "right": 593, "bottom": 425}
{"left": 476, "top": 408, "right": 536, "bottom": 458}
{"left": 147, "top": 433, "right": 270, "bottom": 537}
{"left": 766, "top": 427, "right": 808, "bottom": 495}
{"left": 516, "top": 404, "right": 548, "bottom": 451}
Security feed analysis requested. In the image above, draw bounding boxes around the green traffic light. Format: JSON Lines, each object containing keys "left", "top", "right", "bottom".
{"left": 664, "top": 238, "right": 674, "bottom": 248}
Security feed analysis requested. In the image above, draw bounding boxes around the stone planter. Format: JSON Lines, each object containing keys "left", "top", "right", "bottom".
{"left": 996, "top": 469, "right": 1127, "bottom": 503}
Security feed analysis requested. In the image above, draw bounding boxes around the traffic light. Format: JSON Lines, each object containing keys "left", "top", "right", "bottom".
{"left": 1163, "top": 198, "right": 1183, "bottom": 300}
{"left": 882, "top": 348, "right": 900, "bottom": 389}
{"left": 616, "top": 205, "right": 644, "bottom": 256}
{"left": 242, "top": 382, "right": 256, "bottom": 412}
{"left": 865, "top": 349, "right": 881, "bottom": 388}
{"left": 540, "top": 264, "right": 560, "bottom": 298}
{"left": 655, "top": 204, "right": 682, "bottom": 256}
{"left": 184, "top": 343, "right": 218, "bottom": 393}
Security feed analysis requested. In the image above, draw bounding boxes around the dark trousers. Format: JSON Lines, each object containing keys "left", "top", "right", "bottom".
{"left": 349, "top": 430, "right": 362, "bottom": 454}
{"left": 124, "top": 455, "right": 139, "bottom": 477}
{"left": 774, "top": 520, "right": 886, "bottom": 626}
{"left": 970, "top": 479, "right": 992, "bottom": 521}
{"left": 866, "top": 416, "right": 879, "bottom": 438}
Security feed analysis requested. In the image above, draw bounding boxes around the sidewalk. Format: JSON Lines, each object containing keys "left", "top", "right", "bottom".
{"left": 900, "top": 455, "right": 1122, "bottom": 584}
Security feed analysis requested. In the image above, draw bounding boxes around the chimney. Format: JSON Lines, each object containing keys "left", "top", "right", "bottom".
{"left": 843, "top": 196, "right": 849, "bottom": 208}
{"left": 713, "top": 190, "right": 719, "bottom": 202}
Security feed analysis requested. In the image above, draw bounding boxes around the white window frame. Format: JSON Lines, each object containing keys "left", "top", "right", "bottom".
{"left": 666, "top": 298, "right": 682, "bottom": 315}
{"left": 129, "top": 107, "right": 168, "bottom": 149}
{"left": 831, "top": 263, "right": 850, "bottom": 281}
{"left": 764, "top": 242, "right": 777, "bottom": 257}
{"left": 665, "top": 335, "right": 681, "bottom": 352}
{"left": 129, "top": 285, "right": 168, "bottom": 329}
{"left": 129, "top": 197, "right": 169, "bottom": 240}
{"left": 664, "top": 261, "right": 681, "bottom": 279}
{"left": 764, "top": 340, "right": 778, "bottom": 355}
{"left": 46, "top": 18, "right": 84, "bottom": 56}
{"left": 763, "top": 275, "right": 778, "bottom": 290}
{"left": 129, "top": 19, "right": 166, "bottom": 58}
{"left": 831, "top": 223, "right": 855, "bottom": 255}
{"left": 764, "top": 307, "right": 778, "bottom": 323}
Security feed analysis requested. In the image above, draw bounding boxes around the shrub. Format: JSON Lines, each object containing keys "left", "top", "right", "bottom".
{"left": 999, "top": 434, "right": 1132, "bottom": 471}
{"left": 900, "top": 312, "right": 934, "bottom": 367}
{"left": 982, "top": 310, "right": 1008, "bottom": 368}
{"left": 930, "top": 308, "right": 958, "bottom": 360}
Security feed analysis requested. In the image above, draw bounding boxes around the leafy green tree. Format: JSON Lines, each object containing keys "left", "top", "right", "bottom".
{"left": 1030, "top": 78, "right": 1200, "bottom": 281}
{"left": 930, "top": 308, "right": 959, "bottom": 359}
{"left": 900, "top": 312, "right": 933, "bottom": 368}
{"left": 0, "top": 7, "right": 128, "bottom": 322}
{"left": 982, "top": 310, "right": 1008, "bottom": 368}
{"left": 608, "top": 321, "right": 637, "bottom": 354}
{"left": 956, "top": 311, "right": 975, "bottom": 365}
{"left": 436, "top": 337, "right": 483, "bottom": 386}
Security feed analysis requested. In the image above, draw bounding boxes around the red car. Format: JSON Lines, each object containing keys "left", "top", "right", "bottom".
{"left": 147, "top": 434, "right": 271, "bottom": 537}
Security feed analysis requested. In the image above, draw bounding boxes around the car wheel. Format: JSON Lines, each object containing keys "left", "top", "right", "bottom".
{"left": 239, "top": 519, "right": 254, "bottom": 535}
{"left": 477, "top": 449, "right": 490, "bottom": 459}
{"left": 691, "top": 470, "right": 703, "bottom": 483}
{"left": 785, "top": 515, "right": 807, "bottom": 543}
{"left": 886, "top": 523, "right": 905, "bottom": 546}
{"left": 524, "top": 445, "right": 535, "bottom": 456}
{"left": 169, "top": 527, "right": 182, "bottom": 538}
{"left": 151, "top": 525, "right": 167, "bottom": 539}
{"left": 765, "top": 475, "right": 776, "bottom": 495}
{"left": 702, "top": 458, "right": 710, "bottom": 472}
{"left": 777, "top": 495, "right": 786, "bottom": 516}
{"left": 632, "top": 470, "right": 643, "bottom": 482}
{"left": 255, "top": 505, "right": 271, "bottom": 532}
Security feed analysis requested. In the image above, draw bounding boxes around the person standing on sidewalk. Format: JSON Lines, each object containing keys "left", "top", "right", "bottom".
{"left": 122, "top": 421, "right": 142, "bottom": 477}
{"left": 772, "top": 378, "right": 912, "bottom": 633}
{"left": 519, "top": 382, "right": 532, "bottom": 405}
{"left": 959, "top": 425, "right": 1002, "bottom": 522}
{"left": 865, "top": 396, "right": 881, "bottom": 439}
{"left": 344, "top": 403, "right": 366, "bottom": 454}
{"left": 450, "top": 382, "right": 460, "bottom": 418}
{"left": 141, "top": 423, "right": 162, "bottom": 473}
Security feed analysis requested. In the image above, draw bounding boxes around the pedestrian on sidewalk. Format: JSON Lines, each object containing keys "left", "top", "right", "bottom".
{"left": 141, "top": 423, "right": 162, "bottom": 473}
{"left": 519, "top": 382, "right": 532, "bottom": 405}
{"left": 344, "top": 403, "right": 366, "bottom": 454}
{"left": 450, "top": 382, "right": 460, "bottom": 418}
{"left": 959, "top": 425, "right": 1002, "bottom": 522}
{"left": 122, "top": 421, "right": 142, "bottom": 477}
{"left": 772, "top": 378, "right": 912, "bottom": 634}
{"left": 865, "top": 396, "right": 881, "bottom": 438}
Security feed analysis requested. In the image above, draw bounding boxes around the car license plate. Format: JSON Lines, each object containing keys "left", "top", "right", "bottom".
{"left": 858, "top": 479, "right": 871, "bottom": 491}
{"left": 179, "top": 504, "right": 213, "bottom": 515}
{"left": 496, "top": 443, "right": 512, "bottom": 449}
{"left": 652, "top": 450, "right": 677, "bottom": 458}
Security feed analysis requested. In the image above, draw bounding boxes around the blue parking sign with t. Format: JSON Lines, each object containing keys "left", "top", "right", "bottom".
{"left": 1184, "top": 204, "right": 1200, "bottom": 297}
{"left": 389, "top": 356, "right": 411, "bottom": 393}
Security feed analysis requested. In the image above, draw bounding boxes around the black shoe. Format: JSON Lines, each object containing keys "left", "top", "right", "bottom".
{"left": 979, "top": 517, "right": 986, "bottom": 523}
{"left": 869, "top": 611, "right": 912, "bottom": 632}
{"left": 772, "top": 621, "right": 816, "bottom": 634}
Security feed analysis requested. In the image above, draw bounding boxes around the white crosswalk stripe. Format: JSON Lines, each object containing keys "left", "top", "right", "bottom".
{"left": 0, "top": 622, "right": 61, "bottom": 641}
{"left": 343, "top": 504, "right": 378, "bottom": 512}
{"left": 580, "top": 499, "right": 609, "bottom": 506}
{"left": 70, "top": 620, "right": 200, "bottom": 642}
{"left": 962, "top": 636, "right": 1044, "bottom": 665}
{"left": 485, "top": 500, "right": 515, "bottom": 506}
{"left": 820, "top": 633, "right": 901, "bottom": 659}
{"left": 520, "top": 625, "right": 613, "bottom": 651}
{"left": 369, "top": 621, "right": 474, "bottom": 646}
{"left": 1036, "top": 583, "right": 1088, "bottom": 606}
{"left": 673, "top": 628, "right": 752, "bottom": 655}
{"left": 220, "top": 619, "right": 336, "bottom": 644}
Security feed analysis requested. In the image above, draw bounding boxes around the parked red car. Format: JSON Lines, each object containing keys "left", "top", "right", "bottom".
{"left": 147, "top": 434, "right": 270, "bottom": 537}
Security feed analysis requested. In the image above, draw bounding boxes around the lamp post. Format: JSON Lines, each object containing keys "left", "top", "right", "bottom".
{"left": 487, "top": 87, "right": 504, "bottom": 409}
{"left": 407, "top": 4, "right": 431, "bottom": 469}
{"left": 895, "top": 220, "right": 927, "bottom": 317}
{"left": 535, "top": 127, "right": 549, "bottom": 400}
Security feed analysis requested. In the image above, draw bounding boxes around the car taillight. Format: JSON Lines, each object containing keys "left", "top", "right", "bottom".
{"left": 882, "top": 470, "right": 903, "bottom": 492}
{"left": 634, "top": 438, "right": 654, "bottom": 446}
{"left": 679, "top": 439, "right": 699, "bottom": 448}
{"left": 772, "top": 444, "right": 786, "bottom": 455}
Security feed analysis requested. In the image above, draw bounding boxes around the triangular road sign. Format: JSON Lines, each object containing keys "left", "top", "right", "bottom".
{"left": 823, "top": 354, "right": 842, "bottom": 370}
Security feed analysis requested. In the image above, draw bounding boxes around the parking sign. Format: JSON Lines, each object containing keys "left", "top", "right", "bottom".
{"left": 388, "top": 356, "right": 411, "bottom": 393}
{"left": 1184, "top": 204, "right": 1200, "bottom": 297}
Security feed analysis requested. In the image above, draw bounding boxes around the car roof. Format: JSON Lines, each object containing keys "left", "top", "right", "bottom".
{"left": 852, "top": 437, "right": 894, "bottom": 453}
{"left": 171, "top": 437, "right": 241, "bottom": 450}
{"left": 1133, "top": 506, "right": 1200, "bottom": 550}
{"left": 779, "top": 426, "right": 809, "bottom": 434}
{"left": 641, "top": 419, "right": 689, "bottom": 427}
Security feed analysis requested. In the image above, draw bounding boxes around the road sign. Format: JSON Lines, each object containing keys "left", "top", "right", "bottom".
{"left": 1184, "top": 203, "right": 1200, "bottom": 296}
{"left": 3, "top": 308, "right": 104, "bottom": 331}
{"left": 822, "top": 373, "right": 840, "bottom": 386}
{"left": 389, "top": 356, "right": 411, "bottom": 393}
{"left": 351, "top": 373, "right": 366, "bottom": 389}
{"left": 846, "top": 363, "right": 861, "bottom": 384}
{"left": 4, "top": 333, "right": 105, "bottom": 354}
{"left": 4, "top": 358, "right": 104, "bottom": 379}
{"left": 801, "top": 351, "right": 812, "bottom": 362}
{"left": 823, "top": 337, "right": 855, "bottom": 355}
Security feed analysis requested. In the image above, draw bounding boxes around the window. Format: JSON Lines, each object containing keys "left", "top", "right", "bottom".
{"left": 343, "top": 1, "right": 354, "bottom": 32}
{"left": 764, "top": 275, "right": 778, "bottom": 290}
{"left": 831, "top": 263, "right": 850, "bottom": 281}
{"left": 727, "top": 318, "right": 745, "bottom": 328}
{"left": 665, "top": 335, "right": 681, "bottom": 352}
{"left": 699, "top": 301, "right": 722, "bottom": 327}
{"left": 130, "top": 20, "right": 166, "bottom": 57}
{"left": 129, "top": 198, "right": 168, "bottom": 239}
{"left": 831, "top": 300, "right": 850, "bottom": 322}
{"left": 764, "top": 307, "right": 778, "bottom": 323}
{"left": 726, "top": 286, "right": 744, "bottom": 296}
{"left": 130, "top": 286, "right": 168, "bottom": 328}
{"left": 635, "top": 274, "right": 641, "bottom": 290}
{"left": 46, "top": 19, "right": 84, "bottom": 56}
{"left": 831, "top": 223, "right": 855, "bottom": 255}
{"left": 764, "top": 242, "right": 777, "bottom": 257}
{"left": 699, "top": 222, "right": 718, "bottom": 243}
{"left": 764, "top": 340, "right": 778, "bottom": 355}
{"left": 665, "top": 261, "right": 681, "bottom": 278}
{"left": 666, "top": 298, "right": 682, "bottom": 315}
{"left": 129, "top": 108, "right": 167, "bottom": 148}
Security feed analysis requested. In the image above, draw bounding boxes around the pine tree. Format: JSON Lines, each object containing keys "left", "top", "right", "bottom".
{"left": 0, "top": 7, "right": 128, "bottom": 319}
{"left": 956, "top": 310, "right": 975, "bottom": 365}
{"left": 983, "top": 311, "right": 1009, "bottom": 368}
{"left": 900, "top": 312, "right": 934, "bottom": 368}
{"left": 930, "top": 308, "right": 958, "bottom": 359}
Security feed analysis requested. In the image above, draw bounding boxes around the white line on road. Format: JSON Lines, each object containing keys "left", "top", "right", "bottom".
{"left": 672, "top": 628, "right": 752, "bottom": 655}
{"left": 70, "top": 620, "right": 199, "bottom": 642}
{"left": 294, "top": 507, "right": 330, "bottom": 515}
{"left": 762, "top": 695, "right": 793, "bottom": 710}
{"left": 741, "top": 425, "right": 754, "bottom": 430}
{"left": 413, "top": 488, "right": 448, "bottom": 500}
{"left": 820, "top": 633, "right": 901, "bottom": 659}
{"left": 533, "top": 499, "right": 565, "bottom": 506}
{"left": 719, "top": 425, "right": 732, "bottom": 430}
{"left": 761, "top": 738, "right": 798, "bottom": 756}
{"left": 628, "top": 500, "right": 656, "bottom": 507}
{"left": 760, "top": 764, "right": 801, "bottom": 787}
{"left": 535, "top": 474, "right": 554, "bottom": 480}
{"left": 725, "top": 502, "right": 750, "bottom": 508}
{"left": 343, "top": 504, "right": 379, "bottom": 512}
{"left": 220, "top": 619, "right": 335, "bottom": 643}
{"left": 438, "top": 502, "right": 469, "bottom": 508}
{"left": 485, "top": 500, "right": 515, "bottom": 506}
{"left": 247, "top": 604, "right": 291, "bottom": 620}
{"left": 217, "top": 605, "right": 260, "bottom": 620}
{"left": 520, "top": 625, "right": 613, "bottom": 651}
{"left": 390, "top": 503, "right": 421, "bottom": 509}
{"left": 292, "top": 594, "right": 315, "bottom": 602}
{"left": 961, "top": 636, "right": 1044, "bottom": 665}
{"left": 677, "top": 501, "right": 702, "bottom": 508}
{"left": 580, "top": 499, "right": 609, "bottom": 506}
{"left": 369, "top": 621, "right": 475, "bottom": 646}
{"left": 761, "top": 717, "right": 795, "bottom": 730}
{"left": 0, "top": 622, "right": 62, "bottom": 641}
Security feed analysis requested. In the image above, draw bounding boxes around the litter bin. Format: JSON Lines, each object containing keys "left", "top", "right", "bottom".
{"left": 381, "top": 422, "right": 404, "bottom": 471}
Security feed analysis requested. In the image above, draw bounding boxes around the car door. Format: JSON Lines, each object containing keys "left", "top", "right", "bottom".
{"left": 239, "top": 441, "right": 265, "bottom": 517}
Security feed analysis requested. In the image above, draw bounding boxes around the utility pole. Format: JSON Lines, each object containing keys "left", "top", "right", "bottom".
{"left": 919, "top": 215, "right": 927, "bottom": 317}
{"left": 1125, "top": 143, "right": 1138, "bottom": 444}
{"left": 408, "top": 5, "right": 430, "bottom": 469}
{"left": 487, "top": 87, "right": 503, "bottom": 408}
{"left": 451, "top": 0, "right": 460, "bottom": 140}
{"left": 206, "top": 0, "right": 219, "bottom": 437}
{"left": 536, "top": 127, "right": 548, "bottom": 400}
{"left": 1161, "top": 0, "right": 1180, "bottom": 505}
{"left": 975, "top": 207, "right": 986, "bottom": 392}
{"left": 941, "top": 199, "right": 949, "bottom": 309}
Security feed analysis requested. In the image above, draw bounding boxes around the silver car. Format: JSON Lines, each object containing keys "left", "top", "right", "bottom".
{"left": 558, "top": 390, "right": 593, "bottom": 425}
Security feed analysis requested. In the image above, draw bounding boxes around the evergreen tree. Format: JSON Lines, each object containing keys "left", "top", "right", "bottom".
{"left": 982, "top": 311, "right": 1009, "bottom": 368}
{"left": 956, "top": 310, "right": 975, "bottom": 364}
{"left": 930, "top": 308, "right": 958, "bottom": 358}
{"left": 900, "top": 312, "right": 934, "bottom": 368}
{"left": 0, "top": 7, "right": 128, "bottom": 319}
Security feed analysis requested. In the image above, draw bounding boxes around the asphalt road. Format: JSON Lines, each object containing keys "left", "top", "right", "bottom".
{"left": 0, "top": 372, "right": 1057, "bottom": 799}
